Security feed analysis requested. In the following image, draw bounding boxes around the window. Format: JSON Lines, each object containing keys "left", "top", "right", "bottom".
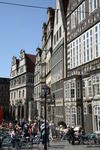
{"left": 71, "top": 82, "right": 75, "bottom": 98}
{"left": 89, "top": 0, "right": 97, "bottom": 13}
{"left": 71, "top": 10, "right": 77, "bottom": 29}
{"left": 71, "top": 106, "right": 76, "bottom": 127}
{"left": 65, "top": 82, "right": 70, "bottom": 99}
{"left": 14, "top": 79, "right": 16, "bottom": 86}
{"left": 71, "top": 2, "right": 85, "bottom": 29}
{"left": 59, "top": 26, "right": 62, "bottom": 38}
{"left": 22, "top": 76, "right": 25, "bottom": 83}
{"left": 94, "top": 106, "right": 100, "bottom": 115}
{"left": 78, "top": 2, "right": 85, "bottom": 23}
{"left": 22, "top": 90, "right": 24, "bottom": 97}
{"left": 93, "top": 75, "right": 100, "bottom": 96}
{"left": 83, "top": 34, "right": 86, "bottom": 63}
{"left": 76, "top": 39, "right": 78, "bottom": 65}
{"left": 73, "top": 42, "right": 75, "bottom": 67}
{"left": 70, "top": 43, "right": 73, "bottom": 68}
{"left": 79, "top": 37, "right": 81, "bottom": 64}
{"left": 77, "top": 107, "right": 81, "bottom": 125}
{"left": 19, "top": 77, "right": 21, "bottom": 84}
{"left": 90, "top": 29, "right": 93, "bottom": 59}
{"left": 57, "top": 31, "right": 58, "bottom": 42}
{"left": 86, "top": 32, "right": 89, "bottom": 61}
{"left": 19, "top": 91, "right": 21, "bottom": 98}
{"left": 95, "top": 26, "right": 99, "bottom": 57}
{"left": 77, "top": 81, "right": 80, "bottom": 98}
{"left": 11, "top": 93, "right": 13, "bottom": 99}
{"left": 88, "top": 80, "right": 92, "bottom": 97}
{"left": 20, "top": 66, "right": 23, "bottom": 73}
{"left": 83, "top": 80, "right": 86, "bottom": 98}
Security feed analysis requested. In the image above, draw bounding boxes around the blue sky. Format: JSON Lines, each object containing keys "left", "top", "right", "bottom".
{"left": 0, "top": 0, "right": 55, "bottom": 78}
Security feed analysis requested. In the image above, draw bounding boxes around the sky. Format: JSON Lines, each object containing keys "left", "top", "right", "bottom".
{"left": 0, "top": 0, "right": 55, "bottom": 78}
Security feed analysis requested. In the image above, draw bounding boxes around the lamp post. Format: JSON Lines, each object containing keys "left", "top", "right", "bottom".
{"left": 80, "top": 74, "right": 84, "bottom": 130}
{"left": 37, "top": 47, "right": 50, "bottom": 150}
{"left": 42, "top": 84, "right": 49, "bottom": 150}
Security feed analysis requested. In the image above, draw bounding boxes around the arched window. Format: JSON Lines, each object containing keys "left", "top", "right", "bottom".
{"left": 94, "top": 106, "right": 100, "bottom": 131}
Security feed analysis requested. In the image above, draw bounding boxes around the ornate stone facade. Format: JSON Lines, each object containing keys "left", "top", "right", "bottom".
{"left": 10, "top": 50, "right": 36, "bottom": 121}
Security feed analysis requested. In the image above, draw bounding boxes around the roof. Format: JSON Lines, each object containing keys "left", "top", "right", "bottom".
{"left": 25, "top": 54, "right": 36, "bottom": 73}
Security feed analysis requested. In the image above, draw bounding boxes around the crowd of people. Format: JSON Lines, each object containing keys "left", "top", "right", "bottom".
{"left": 0, "top": 118, "right": 55, "bottom": 149}
{"left": 0, "top": 119, "right": 100, "bottom": 149}
{"left": 62, "top": 126, "right": 100, "bottom": 145}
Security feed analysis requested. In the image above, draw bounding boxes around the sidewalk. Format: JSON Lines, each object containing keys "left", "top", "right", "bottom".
{"left": 2, "top": 141, "right": 100, "bottom": 150}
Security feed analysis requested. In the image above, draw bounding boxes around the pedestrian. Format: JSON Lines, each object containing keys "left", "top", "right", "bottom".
{"left": 66, "top": 128, "right": 71, "bottom": 143}
{"left": 11, "top": 128, "right": 16, "bottom": 148}
{"left": 79, "top": 128, "right": 85, "bottom": 144}
{"left": 40, "top": 120, "right": 50, "bottom": 149}
{"left": 70, "top": 127, "right": 75, "bottom": 145}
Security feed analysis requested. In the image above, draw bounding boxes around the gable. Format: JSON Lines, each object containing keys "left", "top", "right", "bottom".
{"left": 53, "top": 0, "right": 64, "bottom": 49}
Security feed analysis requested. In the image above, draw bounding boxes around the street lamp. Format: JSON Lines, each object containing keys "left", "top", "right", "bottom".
{"left": 37, "top": 47, "right": 50, "bottom": 150}
{"left": 42, "top": 84, "right": 50, "bottom": 150}
{"left": 37, "top": 48, "right": 48, "bottom": 150}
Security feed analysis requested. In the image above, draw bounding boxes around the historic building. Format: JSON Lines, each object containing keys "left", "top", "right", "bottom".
{"left": 34, "top": 49, "right": 42, "bottom": 120}
{"left": 64, "top": 0, "right": 100, "bottom": 132}
{"left": 51, "top": 0, "right": 66, "bottom": 123}
{"left": 34, "top": 7, "right": 54, "bottom": 121}
{"left": 10, "top": 50, "right": 36, "bottom": 121}
{"left": 45, "top": 8, "right": 54, "bottom": 121}
{"left": 0, "top": 78, "right": 10, "bottom": 120}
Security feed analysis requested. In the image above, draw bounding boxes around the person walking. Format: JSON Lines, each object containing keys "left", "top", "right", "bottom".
{"left": 70, "top": 127, "right": 75, "bottom": 145}
{"left": 40, "top": 120, "right": 50, "bottom": 149}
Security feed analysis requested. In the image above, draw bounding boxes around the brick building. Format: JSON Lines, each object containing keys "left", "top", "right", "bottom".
{"left": 0, "top": 77, "right": 10, "bottom": 120}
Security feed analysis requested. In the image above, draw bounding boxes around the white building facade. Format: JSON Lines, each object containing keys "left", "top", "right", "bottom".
{"left": 51, "top": 0, "right": 65, "bottom": 123}
{"left": 10, "top": 50, "right": 36, "bottom": 121}
{"left": 64, "top": 0, "right": 100, "bottom": 133}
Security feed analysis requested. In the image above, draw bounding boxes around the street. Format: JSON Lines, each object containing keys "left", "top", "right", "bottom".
{"left": 2, "top": 141, "right": 100, "bottom": 150}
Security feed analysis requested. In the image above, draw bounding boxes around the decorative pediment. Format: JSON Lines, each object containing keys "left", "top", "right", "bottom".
{"left": 12, "top": 56, "right": 17, "bottom": 65}
{"left": 20, "top": 49, "right": 25, "bottom": 59}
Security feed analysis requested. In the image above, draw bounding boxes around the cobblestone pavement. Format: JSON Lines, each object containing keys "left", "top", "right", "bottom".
{"left": 2, "top": 141, "right": 100, "bottom": 150}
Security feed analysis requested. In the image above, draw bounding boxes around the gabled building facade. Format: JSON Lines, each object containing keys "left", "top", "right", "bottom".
{"left": 35, "top": 7, "right": 54, "bottom": 121}
{"left": 10, "top": 50, "right": 36, "bottom": 121}
{"left": 64, "top": 0, "right": 100, "bottom": 133}
{"left": 51, "top": 0, "right": 66, "bottom": 123}
{"left": 34, "top": 50, "right": 42, "bottom": 120}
